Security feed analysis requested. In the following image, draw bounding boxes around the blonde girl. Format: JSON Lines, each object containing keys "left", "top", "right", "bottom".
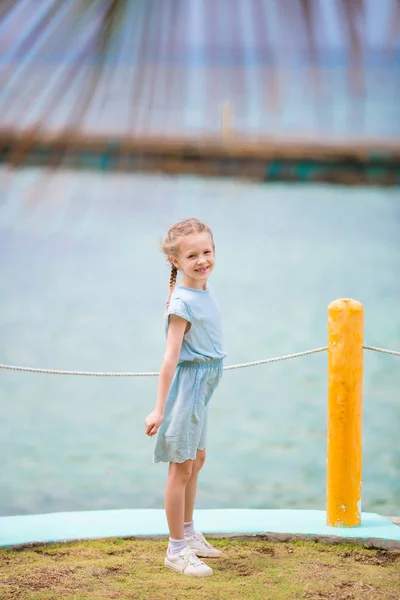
{"left": 145, "top": 218, "right": 226, "bottom": 577}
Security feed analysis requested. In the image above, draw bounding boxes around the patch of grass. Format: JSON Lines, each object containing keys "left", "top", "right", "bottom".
{"left": 0, "top": 538, "right": 399, "bottom": 600}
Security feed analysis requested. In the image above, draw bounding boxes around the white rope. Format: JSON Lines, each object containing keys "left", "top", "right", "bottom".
{"left": 222, "top": 346, "right": 328, "bottom": 370}
{"left": 363, "top": 345, "right": 400, "bottom": 357}
{"left": 0, "top": 365, "right": 160, "bottom": 377}
{"left": 0, "top": 346, "right": 328, "bottom": 377}
{"left": 0, "top": 344, "right": 398, "bottom": 377}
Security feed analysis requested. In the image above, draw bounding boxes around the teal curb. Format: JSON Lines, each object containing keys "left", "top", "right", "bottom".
{"left": 1, "top": 510, "right": 399, "bottom": 549}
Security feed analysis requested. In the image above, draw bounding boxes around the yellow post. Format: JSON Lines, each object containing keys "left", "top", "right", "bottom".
{"left": 327, "top": 298, "right": 364, "bottom": 527}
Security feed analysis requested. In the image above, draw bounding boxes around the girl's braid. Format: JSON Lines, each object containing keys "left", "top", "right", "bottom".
{"left": 164, "top": 263, "right": 178, "bottom": 315}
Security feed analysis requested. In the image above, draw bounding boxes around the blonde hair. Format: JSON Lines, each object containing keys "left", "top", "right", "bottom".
{"left": 161, "top": 218, "right": 214, "bottom": 311}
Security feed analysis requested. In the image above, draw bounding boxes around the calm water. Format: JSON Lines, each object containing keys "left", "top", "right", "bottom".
{"left": 0, "top": 167, "right": 399, "bottom": 517}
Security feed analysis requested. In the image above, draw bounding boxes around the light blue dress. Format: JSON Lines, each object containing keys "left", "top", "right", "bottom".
{"left": 154, "top": 285, "right": 227, "bottom": 463}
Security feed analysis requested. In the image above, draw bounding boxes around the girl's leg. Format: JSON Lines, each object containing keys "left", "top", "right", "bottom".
{"left": 184, "top": 449, "right": 206, "bottom": 523}
{"left": 165, "top": 460, "right": 193, "bottom": 540}
{"left": 180, "top": 449, "right": 222, "bottom": 559}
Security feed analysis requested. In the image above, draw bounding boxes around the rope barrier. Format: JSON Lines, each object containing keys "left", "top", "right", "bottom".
{"left": 0, "top": 365, "right": 160, "bottom": 377}
{"left": 223, "top": 347, "right": 328, "bottom": 370}
{"left": 363, "top": 345, "right": 400, "bottom": 357}
{"left": 0, "top": 347, "right": 328, "bottom": 377}
{"left": 0, "top": 344, "right": 397, "bottom": 377}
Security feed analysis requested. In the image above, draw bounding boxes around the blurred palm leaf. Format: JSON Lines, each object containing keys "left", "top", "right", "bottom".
{"left": 0, "top": 0, "right": 399, "bottom": 170}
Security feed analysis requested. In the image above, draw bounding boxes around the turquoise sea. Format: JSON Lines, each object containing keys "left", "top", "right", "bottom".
{"left": 0, "top": 167, "right": 399, "bottom": 517}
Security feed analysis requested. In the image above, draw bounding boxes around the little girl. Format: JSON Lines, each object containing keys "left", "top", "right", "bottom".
{"left": 145, "top": 218, "right": 226, "bottom": 577}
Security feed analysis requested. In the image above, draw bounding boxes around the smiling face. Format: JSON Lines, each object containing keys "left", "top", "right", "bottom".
{"left": 170, "top": 231, "right": 215, "bottom": 290}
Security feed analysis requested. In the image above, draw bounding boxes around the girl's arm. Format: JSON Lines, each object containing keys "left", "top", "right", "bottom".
{"left": 145, "top": 314, "right": 188, "bottom": 436}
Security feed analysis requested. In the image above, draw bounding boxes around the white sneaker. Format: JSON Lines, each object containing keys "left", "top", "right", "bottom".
{"left": 164, "top": 546, "right": 213, "bottom": 577}
{"left": 185, "top": 532, "right": 223, "bottom": 558}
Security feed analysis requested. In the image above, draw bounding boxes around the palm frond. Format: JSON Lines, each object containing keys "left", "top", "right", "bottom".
{"left": 0, "top": 0, "right": 398, "bottom": 175}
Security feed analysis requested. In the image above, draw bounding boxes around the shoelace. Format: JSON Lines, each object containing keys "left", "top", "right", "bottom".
{"left": 194, "top": 532, "right": 213, "bottom": 548}
{"left": 183, "top": 549, "right": 203, "bottom": 569}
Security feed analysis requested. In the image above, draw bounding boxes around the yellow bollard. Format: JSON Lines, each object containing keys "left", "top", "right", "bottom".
{"left": 326, "top": 298, "right": 364, "bottom": 527}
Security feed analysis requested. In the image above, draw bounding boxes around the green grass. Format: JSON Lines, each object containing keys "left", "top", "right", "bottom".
{"left": 0, "top": 538, "right": 399, "bottom": 600}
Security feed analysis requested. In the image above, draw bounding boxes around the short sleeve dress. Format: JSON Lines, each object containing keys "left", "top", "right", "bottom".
{"left": 153, "top": 285, "right": 227, "bottom": 464}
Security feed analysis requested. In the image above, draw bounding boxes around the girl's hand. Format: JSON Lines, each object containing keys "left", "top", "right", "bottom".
{"left": 145, "top": 410, "right": 164, "bottom": 437}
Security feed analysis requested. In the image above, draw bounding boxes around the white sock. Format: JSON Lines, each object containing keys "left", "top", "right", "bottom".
{"left": 184, "top": 521, "right": 195, "bottom": 538}
{"left": 168, "top": 537, "right": 187, "bottom": 555}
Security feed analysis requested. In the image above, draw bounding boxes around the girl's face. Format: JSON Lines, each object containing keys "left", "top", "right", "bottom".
{"left": 171, "top": 232, "right": 215, "bottom": 289}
